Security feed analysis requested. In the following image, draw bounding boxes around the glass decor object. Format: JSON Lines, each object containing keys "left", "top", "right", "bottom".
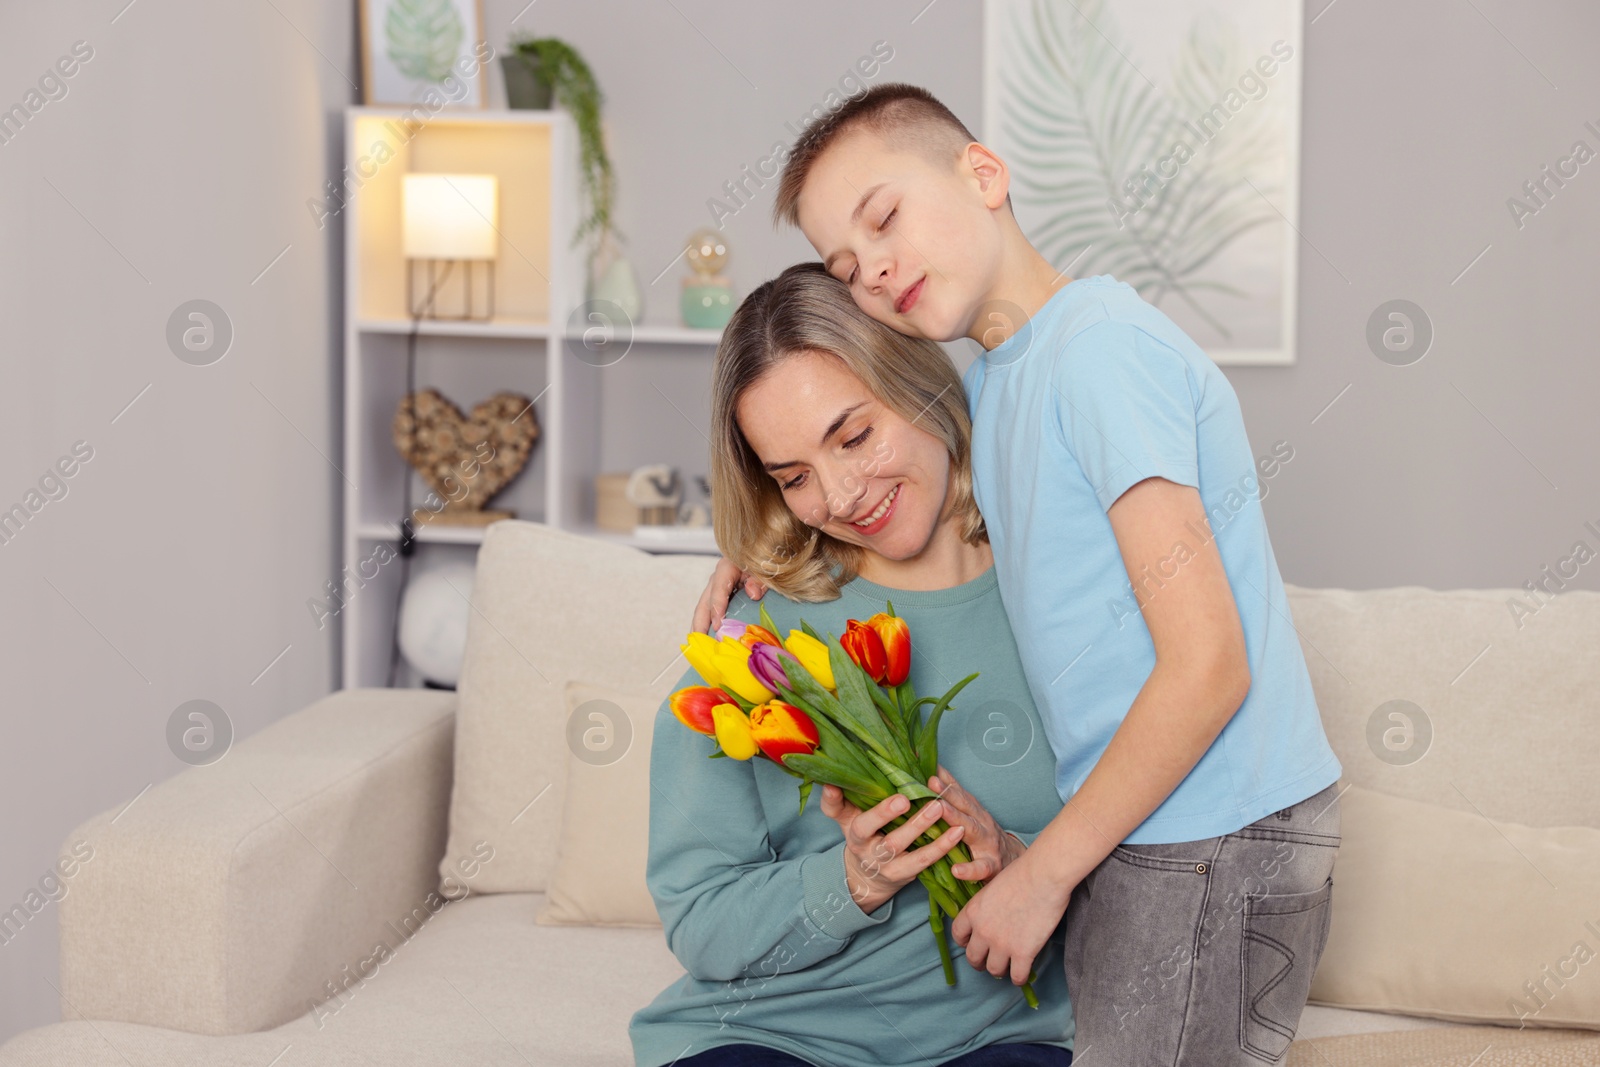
{"left": 680, "top": 228, "right": 734, "bottom": 329}
{"left": 589, "top": 233, "right": 642, "bottom": 320}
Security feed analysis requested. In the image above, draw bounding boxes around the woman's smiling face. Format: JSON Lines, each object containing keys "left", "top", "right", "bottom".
{"left": 736, "top": 349, "right": 952, "bottom": 563}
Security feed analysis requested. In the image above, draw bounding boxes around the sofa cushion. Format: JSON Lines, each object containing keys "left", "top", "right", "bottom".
{"left": 1285, "top": 1024, "right": 1600, "bottom": 1066}
{"left": 0, "top": 893, "right": 681, "bottom": 1066}
{"left": 536, "top": 681, "right": 661, "bottom": 927}
{"left": 1283, "top": 584, "right": 1600, "bottom": 829}
{"left": 439, "top": 521, "right": 716, "bottom": 895}
{"left": 0, "top": 891, "right": 1565, "bottom": 1066}
{"left": 1309, "top": 784, "right": 1600, "bottom": 1030}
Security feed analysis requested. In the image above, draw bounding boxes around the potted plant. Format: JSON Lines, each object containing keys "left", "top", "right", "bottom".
{"left": 503, "top": 36, "right": 614, "bottom": 261}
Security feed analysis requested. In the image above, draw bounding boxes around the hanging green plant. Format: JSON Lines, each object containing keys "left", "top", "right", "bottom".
{"left": 507, "top": 34, "right": 615, "bottom": 258}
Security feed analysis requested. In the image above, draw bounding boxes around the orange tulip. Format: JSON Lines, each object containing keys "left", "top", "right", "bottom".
{"left": 841, "top": 619, "right": 889, "bottom": 684}
{"left": 748, "top": 701, "right": 820, "bottom": 762}
{"left": 866, "top": 612, "right": 911, "bottom": 687}
{"left": 717, "top": 618, "right": 781, "bottom": 650}
{"left": 738, "top": 623, "right": 782, "bottom": 650}
{"left": 669, "top": 686, "right": 735, "bottom": 736}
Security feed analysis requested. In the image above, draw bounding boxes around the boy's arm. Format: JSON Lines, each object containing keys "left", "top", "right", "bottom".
{"left": 691, "top": 556, "right": 768, "bottom": 633}
{"left": 952, "top": 475, "right": 1251, "bottom": 984}
{"left": 1034, "top": 474, "right": 1249, "bottom": 876}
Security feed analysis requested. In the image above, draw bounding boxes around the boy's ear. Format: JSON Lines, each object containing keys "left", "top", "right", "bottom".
{"left": 962, "top": 141, "right": 1012, "bottom": 210}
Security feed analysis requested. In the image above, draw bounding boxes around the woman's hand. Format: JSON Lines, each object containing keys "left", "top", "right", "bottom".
{"left": 819, "top": 785, "right": 966, "bottom": 915}
{"left": 691, "top": 556, "right": 770, "bottom": 633}
{"left": 928, "top": 765, "right": 1025, "bottom": 881}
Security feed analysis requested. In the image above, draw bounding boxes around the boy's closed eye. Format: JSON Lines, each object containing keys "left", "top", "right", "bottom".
{"left": 842, "top": 206, "right": 899, "bottom": 286}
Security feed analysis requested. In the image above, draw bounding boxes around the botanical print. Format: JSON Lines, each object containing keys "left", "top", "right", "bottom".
{"left": 385, "top": 0, "right": 465, "bottom": 83}
{"left": 362, "top": 0, "right": 486, "bottom": 108}
{"left": 986, "top": 0, "right": 1302, "bottom": 363}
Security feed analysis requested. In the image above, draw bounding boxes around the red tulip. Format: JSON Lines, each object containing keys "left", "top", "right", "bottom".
{"left": 866, "top": 612, "right": 911, "bottom": 686}
{"left": 669, "top": 686, "right": 735, "bottom": 736}
{"left": 748, "top": 701, "right": 820, "bottom": 762}
{"left": 841, "top": 619, "right": 889, "bottom": 684}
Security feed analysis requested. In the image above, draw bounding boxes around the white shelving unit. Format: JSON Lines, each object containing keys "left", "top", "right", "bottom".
{"left": 340, "top": 106, "right": 721, "bottom": 689}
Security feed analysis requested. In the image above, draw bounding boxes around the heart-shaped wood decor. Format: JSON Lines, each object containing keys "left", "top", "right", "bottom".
{"left": 392, "top": 388, "right": 540, "bottom": 526}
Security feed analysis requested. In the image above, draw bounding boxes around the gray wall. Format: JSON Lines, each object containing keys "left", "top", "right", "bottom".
{"left": 2, "top": 0, "right": 1596, "bottom": 1044}
{"left": 0, "top": 0, "right": 355, "bottom": 1039}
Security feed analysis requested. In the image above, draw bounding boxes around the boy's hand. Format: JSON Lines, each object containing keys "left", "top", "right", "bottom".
{"left": 951, "top": 847, "right": 1073, "bottom": 988}
{"left": 691, "top": 556, "right": 769, "bottom": 633}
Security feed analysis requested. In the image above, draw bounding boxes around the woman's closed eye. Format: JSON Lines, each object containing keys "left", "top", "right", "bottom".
{"left": 844, "top": 426, "right": 874, "bottom": 450}
{"left": 779, "top": 426, "right": 876, "bottom": 491}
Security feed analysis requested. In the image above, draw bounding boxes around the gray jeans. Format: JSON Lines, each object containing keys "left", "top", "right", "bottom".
{"left": 1062, "top": 781, "right": 1342, "bottom": 1066}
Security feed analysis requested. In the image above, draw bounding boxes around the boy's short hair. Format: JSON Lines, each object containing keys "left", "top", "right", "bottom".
{"left": 773, "top": 82, "right": 988, "bottom": 228}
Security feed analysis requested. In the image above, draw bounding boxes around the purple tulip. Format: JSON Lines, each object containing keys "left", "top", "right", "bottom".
{"left": 716, "top": 618, "right": 749, "bottom": 641}
{"left": 747, "top": 642, "right": 791, "bottom": 692}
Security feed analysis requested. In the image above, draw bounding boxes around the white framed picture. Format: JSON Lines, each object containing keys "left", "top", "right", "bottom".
{"left": 984, "top": 0, "right": 1304, "bottom": 365}
{"left": 360, "top": 0, "right": 490, "bottom": 109}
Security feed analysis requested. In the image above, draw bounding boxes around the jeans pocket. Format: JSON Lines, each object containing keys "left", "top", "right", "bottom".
{"left": 1238, "top": 876, "right": 1333, "bottom": 1063}
{"left": 1109, "top": 836, "right": 1220, "bottom": 873}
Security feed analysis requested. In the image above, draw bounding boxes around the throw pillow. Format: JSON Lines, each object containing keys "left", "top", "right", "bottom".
{"left": 536, "top": 681, "right": 662, "bottom": 927}
{"left": 1309, "top": 783, "right": 1600, "bottom": 1030}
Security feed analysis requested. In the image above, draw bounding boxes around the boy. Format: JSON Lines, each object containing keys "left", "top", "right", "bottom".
{"left": 695, "top": 83, "right": 1341, "bottom": 1065}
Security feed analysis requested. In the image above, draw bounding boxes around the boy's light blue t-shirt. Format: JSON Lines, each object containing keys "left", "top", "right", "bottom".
{"left": 962, "top": 274, "right": 1340, "bottom": 844}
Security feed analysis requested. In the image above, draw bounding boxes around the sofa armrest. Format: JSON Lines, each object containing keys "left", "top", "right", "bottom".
{"left": 57, "top": 687, "right": 458, "bottom": 1036}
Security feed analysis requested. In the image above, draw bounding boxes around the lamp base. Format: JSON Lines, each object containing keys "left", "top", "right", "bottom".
{"left": 407, "top": 259, "right": 495, "bottom": 321}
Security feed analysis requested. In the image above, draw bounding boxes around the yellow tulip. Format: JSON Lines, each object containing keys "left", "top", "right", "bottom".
{"left": 712, "top": 636, "right": 775, "bottom": 703}
{"left": 783, "top": 630, "right": 836, "bottom": 690}
{"left": 712, "top": 703, "right": 758, "bottom": 760}
{"left": 682, "top": 632, "right": 723, "bottom": 687}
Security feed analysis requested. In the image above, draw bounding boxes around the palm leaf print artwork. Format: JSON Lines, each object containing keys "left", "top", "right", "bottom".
{"left": 386, "top": 0, "right": 464, "bottom": 83}
{"left": 993, "top": 0, "right": 1297, "bottom": 359}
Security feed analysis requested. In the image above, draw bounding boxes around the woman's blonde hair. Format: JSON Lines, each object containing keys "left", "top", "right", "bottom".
{"left": 710, "top": 262, "right": 986, "bottom": 602}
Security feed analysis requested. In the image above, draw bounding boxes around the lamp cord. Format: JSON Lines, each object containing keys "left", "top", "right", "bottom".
{"left": 386, "top": 260, "right": 456, "bottom": 688}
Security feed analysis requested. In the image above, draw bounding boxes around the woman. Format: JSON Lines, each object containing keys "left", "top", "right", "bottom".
{"left": 628, "top": 263, "right": 1074, "bottom": 1067}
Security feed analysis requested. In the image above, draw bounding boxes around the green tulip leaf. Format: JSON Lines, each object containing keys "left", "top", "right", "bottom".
{"left": 915, "top": 672, "right": 978, "bottom": 782}
{"left": 759, "top": 602, "right": 781, "bottom": 639}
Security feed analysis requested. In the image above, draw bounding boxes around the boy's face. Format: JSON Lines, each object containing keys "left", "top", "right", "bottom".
{"left": 799, "top": 130, "right": 1005, "bottom": 344}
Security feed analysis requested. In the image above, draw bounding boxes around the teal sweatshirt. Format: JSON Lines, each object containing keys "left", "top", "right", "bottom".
{"left": 629, "top": 565, "right": 1074, "bottom": 1067}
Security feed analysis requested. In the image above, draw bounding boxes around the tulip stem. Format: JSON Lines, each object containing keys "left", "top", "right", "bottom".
{"left": 917, "top": 867, "right": 963, "bottom": 920}
{"left": 928, "top": 889, "right": 956, "bottom": 986}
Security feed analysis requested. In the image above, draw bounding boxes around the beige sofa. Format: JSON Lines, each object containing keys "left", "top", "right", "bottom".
{"left": 3, "top": 520, "right": 1598, "bottom": 1066}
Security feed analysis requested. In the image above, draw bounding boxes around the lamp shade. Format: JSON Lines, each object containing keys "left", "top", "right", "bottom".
{"left": 402, "top": 174, "right": 499, "bottom": 261}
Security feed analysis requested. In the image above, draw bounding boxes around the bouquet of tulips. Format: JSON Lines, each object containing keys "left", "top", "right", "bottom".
{"left": 669, "top": 602, "right": 1039, "bottom": 1008}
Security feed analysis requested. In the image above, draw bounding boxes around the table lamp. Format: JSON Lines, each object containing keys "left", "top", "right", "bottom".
{"left": 402, "top": 173, "right": 499, "bottom": 320}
